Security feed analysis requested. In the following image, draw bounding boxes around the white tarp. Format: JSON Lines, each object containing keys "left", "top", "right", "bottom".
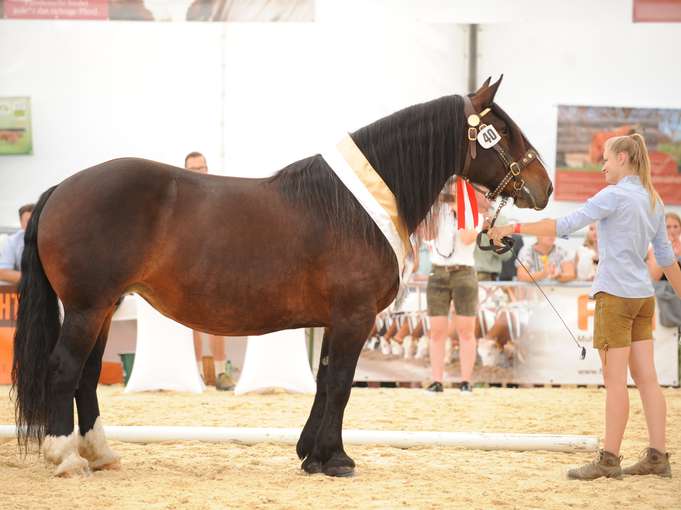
{"left": 124, "top": 295, "right": 204, "bottom": 393}
{"left": 235, "top": 328, "right": 316, "bottom": 395}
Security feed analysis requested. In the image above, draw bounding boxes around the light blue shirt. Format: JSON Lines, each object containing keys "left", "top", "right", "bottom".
{"left": 556, "top": 175, "right": 674, "bottom": 298}
{"left": 0, "top": 230, "right": 25, "bottom": 271}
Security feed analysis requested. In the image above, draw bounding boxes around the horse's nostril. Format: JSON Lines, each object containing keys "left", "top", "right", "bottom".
{"left": 547, "top": 180, "right": 554, "bottom": 196}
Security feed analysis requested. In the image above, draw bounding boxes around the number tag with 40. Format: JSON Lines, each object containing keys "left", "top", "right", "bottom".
{"left": 477, "top": 124, "right": 501, "bottom": 149}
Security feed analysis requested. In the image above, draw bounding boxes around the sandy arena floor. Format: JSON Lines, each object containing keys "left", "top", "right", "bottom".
{"left": 0, "top": 385, "right": 679, "bottom": 509}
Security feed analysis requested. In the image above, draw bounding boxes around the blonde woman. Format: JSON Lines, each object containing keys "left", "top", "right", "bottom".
{"left": 490, "top": 134, "right": 680, "bottom": 480}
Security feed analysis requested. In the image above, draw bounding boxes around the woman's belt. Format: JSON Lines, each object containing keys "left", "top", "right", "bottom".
{"left": 432, "top": 264, "right": 473, "bottom": 272}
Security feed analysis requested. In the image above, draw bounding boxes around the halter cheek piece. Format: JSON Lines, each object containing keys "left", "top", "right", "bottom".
{"left": 460, "top": 96, "right": 537, "bottom": 202}
{"left": 460, "top": 96, "right": 537, "bottom": 255}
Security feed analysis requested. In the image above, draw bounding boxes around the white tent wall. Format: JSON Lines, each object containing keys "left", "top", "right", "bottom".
{"left": 222, "top": 22, "right": 466, "bottom": 178}
{"left": 0, "top": 21, "right": 224, "bottom": 226}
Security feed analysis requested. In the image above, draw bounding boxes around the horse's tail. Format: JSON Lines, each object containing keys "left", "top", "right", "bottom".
{"left": 11, "top": 185, "right": 60, "bottom": 452}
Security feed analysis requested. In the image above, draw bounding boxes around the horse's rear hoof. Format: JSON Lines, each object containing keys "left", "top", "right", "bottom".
{"left": 322, "top": 464, "right": 355, "bottom": 477}
{"left": 301, "top": 457, "right": 322, "bottom": 474}
{"left": 54, "top": 453, "right": 92, "bottom": 478}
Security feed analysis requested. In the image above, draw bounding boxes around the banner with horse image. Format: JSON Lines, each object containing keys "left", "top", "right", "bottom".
{"left": 555, "top": 105, "right": 681, "bottom": 204}
{"left": 0, "top": 0, "right": 314, "bottom": 21}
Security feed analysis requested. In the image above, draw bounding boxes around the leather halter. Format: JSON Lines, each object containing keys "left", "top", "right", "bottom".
{"left": 460, "top": 95, "right": 537, "bottom": 202}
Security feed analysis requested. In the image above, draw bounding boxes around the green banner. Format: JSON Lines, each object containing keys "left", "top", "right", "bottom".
{"left": 0, "top": 97, "right": 32, "bottom": 155}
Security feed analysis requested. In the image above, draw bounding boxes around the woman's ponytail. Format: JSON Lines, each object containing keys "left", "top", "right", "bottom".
{"left": 606, "top": 134, "right": 661, "bottom": 210}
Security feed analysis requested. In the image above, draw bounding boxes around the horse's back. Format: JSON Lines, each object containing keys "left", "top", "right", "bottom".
{"left": 37, "top": 158, "right": 328, "bottom": 321}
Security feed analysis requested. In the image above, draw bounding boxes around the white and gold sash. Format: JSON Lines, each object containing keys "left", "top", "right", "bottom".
{"left": 321, "top": 134, "right": 413, "bottom": 283}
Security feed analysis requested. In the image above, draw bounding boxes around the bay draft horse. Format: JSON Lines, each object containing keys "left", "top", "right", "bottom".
{"left": 13, "top": 76, "right": 552, "bottom": 477}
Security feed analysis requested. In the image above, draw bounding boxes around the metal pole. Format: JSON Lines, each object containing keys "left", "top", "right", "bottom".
{"left": 468, "top": 24, "right": 478, "bottom": 93}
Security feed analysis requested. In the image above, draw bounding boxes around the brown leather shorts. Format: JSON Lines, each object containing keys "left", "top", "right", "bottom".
{"left": 426, "top": 265, "right": 478, "bottom": 317}
{"left": 593, "top": 292, "right": 655, "bottom": 350}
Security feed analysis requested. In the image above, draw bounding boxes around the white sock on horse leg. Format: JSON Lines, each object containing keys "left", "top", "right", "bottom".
{"left": 43, "top": 430, "right": 90, "bottom": 476}
{"left": 79, "top": 417, "right": 120, "bottom": 470}
{"left": 43, "top": 430, "right": 79, "bottom": 465}
{"left": 197, "top": 361, "right": 204, "bottom": 377}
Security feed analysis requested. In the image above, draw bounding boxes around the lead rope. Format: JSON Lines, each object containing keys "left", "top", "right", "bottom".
{"left": 513, "top": 256, "right": 587, "bottom": 360}
{"left": 480, "top": 198, "right": 587, "bottom": 360}
{"left": 487, "top": 196, "right": 508, "bottom": 231}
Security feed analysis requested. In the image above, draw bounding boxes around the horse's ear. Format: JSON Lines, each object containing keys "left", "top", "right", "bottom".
{"left": 471, "top": 74, "right": 503, "bottom": 109}
{"left": 475, "top": 77, "right": 492, "bottom": 94}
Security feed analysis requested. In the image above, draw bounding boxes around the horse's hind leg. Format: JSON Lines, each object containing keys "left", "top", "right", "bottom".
{"left": 296, "top": 329, "right": 330, "bottom": 471}
{"left": 302, "top": 309, "right": 375, "bottom": 477}
{"left": 75, "top": 311, "right": 120, "bottom": 471}
{"left": 42, "top": 308, "right": 106, "bottom": 477}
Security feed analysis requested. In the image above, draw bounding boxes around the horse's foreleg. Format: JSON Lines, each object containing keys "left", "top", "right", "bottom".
{"left": 303, "top": 312, "right": 374, "bottom": 477}
{"left": 296, "top": 329, "right": 329, "bottom": 471}
{"left": 75, "top": 312, "right": 120, "bottom": 471}
{"left": 43, "top": 309, "right": 104, "bottom": 477}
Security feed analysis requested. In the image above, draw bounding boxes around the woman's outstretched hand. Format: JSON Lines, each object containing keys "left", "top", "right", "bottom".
{"left": 488, "top": 224, "right": 514, "bottom": 246}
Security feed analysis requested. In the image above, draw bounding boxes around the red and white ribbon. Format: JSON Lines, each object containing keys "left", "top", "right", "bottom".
{"left": 456, "top": 178, "right": 479, "bottom": 230}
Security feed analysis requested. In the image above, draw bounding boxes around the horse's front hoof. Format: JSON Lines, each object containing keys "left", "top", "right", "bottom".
{"left": 322, "top": 463, "right": 355, "bottom": 477}
{"left": 322, "top": 453, "right": 356, "bottom": 477}
{"left": 90, "top": 456, "right": 121, "bottom": 471}
{"left": 301, "top": 456, "right": 323, "bottom": 474}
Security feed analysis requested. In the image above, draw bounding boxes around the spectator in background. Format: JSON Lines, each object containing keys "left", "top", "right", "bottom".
{"left": 647, "top": 212, "right": 681, "bottom": 281}
{"left": 576, "top": 223, "right": 599, "bottom": 281}
{"left": 515, "top": 227, "right": 576, "bottom": 283}
{"left": 424, "top": 185, "right": 481, "bottom": 393}
{"left": 0, "top": 203, "right": 34, "bottom": 285}
{"left": 184, "top": 151, "right": 234, "bottom": 391}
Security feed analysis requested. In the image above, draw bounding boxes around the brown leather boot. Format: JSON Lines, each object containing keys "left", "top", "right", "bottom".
{"left": 622, "top": 448, "right": 672, "bottom": 478}
{"left": 567, "top": 449, "right": 623, "bottom": 480}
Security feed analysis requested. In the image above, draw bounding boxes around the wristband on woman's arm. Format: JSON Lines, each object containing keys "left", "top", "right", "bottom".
{"left": 513, "top": 223, "right": 521, "bottom": 234}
